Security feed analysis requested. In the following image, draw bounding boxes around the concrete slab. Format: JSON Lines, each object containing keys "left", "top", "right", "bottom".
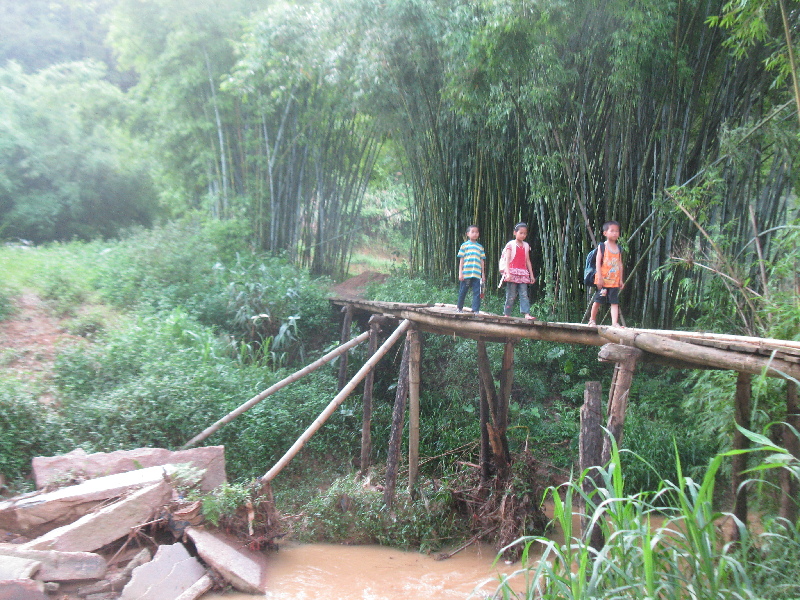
{"left": 22, "top": 481, "right": 172, "bottom": 553}
{"left": 0, "top": 465, "right": 180, "bottom": 536}
{"left": 33, "top": 447, "right": 226, "bottom": 492}
{"left": 0, "top": 556, "right": 39, "bottom": 580}
{"left": 120, "top": 544, "right": 206, "bottom": 600}
{"left": 0, "top": 579, "right": 47, "bottom": 600}
{"left": 174, "top": 574, "right": 213, "bottom": 600}
{"left": 0, "top": 545, "right": 105, "bottom": 581}
{"left": 186, "top": 528, "right": 266, "bottom": 594}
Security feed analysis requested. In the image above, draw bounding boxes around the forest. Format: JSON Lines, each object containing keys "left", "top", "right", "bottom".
{"left": 1, "top": 0, "right": 799, "bottom": 598}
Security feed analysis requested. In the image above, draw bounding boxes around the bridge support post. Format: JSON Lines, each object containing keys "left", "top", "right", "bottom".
{"left": 580, "top": 381, "right": 605, "bottom": 552}
{"left": 780, "top": 381, "right": 800, "bottom": 523}
{"left": 384, "top": 335, "right": 411, "bottom": 508}
{"left": 479, "top": 383, "right": 491, "bottom": 486}
{"left": 476, "top": 340, "right": 514, "bottom": 481}
{"left": 600, "top": 345, "right": 642, "bottom": 464}
{"left": 337, "top": 306, "right": 354, "bottom": 390}
{"left": 359, "top": 316, "right": 383, "bottom": 478}
{"left": 408, "top": 327, "right": 421, "bottom": 497}
{"left": 731, "top": 372, "right": 752, "bottom": 543}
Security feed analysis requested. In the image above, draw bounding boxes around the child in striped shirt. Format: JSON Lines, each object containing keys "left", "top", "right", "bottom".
{"left": 457, "top": 225, "right": 486, "bottom": 314}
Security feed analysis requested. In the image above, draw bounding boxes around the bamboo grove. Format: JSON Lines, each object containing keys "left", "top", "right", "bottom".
{"left": 14, "top": 0, "right": 795, "bottom": 330}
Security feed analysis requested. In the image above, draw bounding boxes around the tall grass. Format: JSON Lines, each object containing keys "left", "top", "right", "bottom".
{"left": 488, "top": 431, "right": 799, "bottom": 600}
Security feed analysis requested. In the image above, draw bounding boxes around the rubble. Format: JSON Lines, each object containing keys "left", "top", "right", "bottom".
{"left": 33, "top": 447, "right": 226, "bottom": 492}
{"left": 0, "top": 445, "right": 279, "bottom": 599}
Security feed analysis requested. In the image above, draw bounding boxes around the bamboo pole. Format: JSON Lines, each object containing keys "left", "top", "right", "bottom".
{"left": 358, "top": 318, "right": 382, "bottom": 477}
{"left": 408, "top": 328, "right": 421, "bottom": 496}
{"left": 598, "top": 327, "right": 800, "bottom": 380}
{"left": 479, "top": 383, "right": 491, "bottom": 486}
{"left": 580, "top": 381, "right": 604, "bottom": 552}
{"left": 731, "top": 372, "right": 752, "bottom": 543}
{"left": 183, "top": 330, "right": 370, "bottom": 449}
{"left": 262, "top": 320, "right": 412, "bottom": 482}
{"left": 384, "top": 336, "right": 411, "bottom": 508}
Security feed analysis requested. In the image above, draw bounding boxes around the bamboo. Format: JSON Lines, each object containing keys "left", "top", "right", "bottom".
{"left": 731, "top": 372, "right": 752, "bottom": 543}
{"left": 384, "top": 335, "right": 411, "bottom": 508}
{"left": 337, "top": 306, "right": 354, "bottom": 390}
{"left": 408, "top": 328, "right": 421, "bottom": 496}
{"left": 183, "top": 330, "right": 370, "bottom": 449}
{"left": 262, "top": 320, "right": 411, "bottom": 482}
{"left": 580, "top": 381, "right": 605, "bottom": 552}
{"left": 358, "top": 318, "right": 382, "bottom": 477}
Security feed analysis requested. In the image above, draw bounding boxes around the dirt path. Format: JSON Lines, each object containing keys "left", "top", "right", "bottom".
{"left": 331, "top": 270, "right": 388, "bottom": 298}
{"left": 0, "top": 291, "right": 81, "bottom": 384}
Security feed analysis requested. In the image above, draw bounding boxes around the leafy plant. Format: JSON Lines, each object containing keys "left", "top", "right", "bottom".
{"left": 201, "top": 482, "right": 253, "bottom": 527}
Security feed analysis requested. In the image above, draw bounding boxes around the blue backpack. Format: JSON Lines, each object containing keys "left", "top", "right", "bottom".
{"left": 583, "top": 242, "right": 605, "bottom": 286}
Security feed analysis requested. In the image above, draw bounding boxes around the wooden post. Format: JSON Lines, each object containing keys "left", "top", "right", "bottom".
{"left": 476, "top": 341, "right": 510, "bottom": 479}
{"left": 580, "top": 381, "right": 605, "bottom": 552}
{"left": 408, "top": 328, "right": 421, "bottom": 496}
{"left": 731, "top": 372, "right": 752, "bottom": 543}
{"left": 600, "top": 345, "right": 642, "bottom": 465}
{"left": 358, "top": 317, "right": 382, "bottom": 477}
{"left": 497, "top": 340, "right": 515, "bottom": 462}
{"left": 337, "top": 306, "right": 354, "bottom": 390}
{"left": 479, "top": 382, "right": 491, "bottom": 486}
{"left": 779, "top": 381, "right": 799, "bottom": 523}
{"left": 183, "top": 330, "right": 370, "bottom": 449}
{"left": 384, "top": 336, "right": 411, "bottom": 508}
{"left": 262, "top": 320, "right": 411, "bottom": 482}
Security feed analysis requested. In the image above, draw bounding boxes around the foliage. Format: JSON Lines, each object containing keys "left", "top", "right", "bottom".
{"left": 0, "top": 378, "right": 67, "bottom": 488}
{"left": 0, "top": 285, "right": 14, "bottom": 321}
{"left": 746, "top": 517, "right": 800, "bottom": 599}
{"left": 294, "top": 474, "right": 463, "bottom": 551}
{"left": 489, "top": 435, "right": 799, "bottom": 600}
{"left": 0, "top": 61, "right": 159, "bottom": 242}
{"left": 200, "top": 481, "right": 253, "bottom": 527}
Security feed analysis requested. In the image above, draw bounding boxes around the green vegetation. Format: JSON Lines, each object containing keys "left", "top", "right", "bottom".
{"left": 490, "top": 435, "right": 800, "bottom": 600}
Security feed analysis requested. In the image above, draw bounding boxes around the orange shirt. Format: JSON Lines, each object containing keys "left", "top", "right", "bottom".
{"left": 595, "top": 245, "right": 622, "bottom": 288}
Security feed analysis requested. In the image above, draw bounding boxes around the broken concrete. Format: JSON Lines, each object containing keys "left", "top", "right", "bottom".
{"left": 0, "top": 545, "right": 105, "bottom": 581}
{"left": 186, "top": 527, "right": 266, "bottom": 594}
{"left": 0, "top": 555, "right": 40, "bottom": 580}
{"left": 174, "top": 574, "right": 213, "bottom": 600}
{"left": 0, "top": 579, "right": 48, "bottom": 600}
{"left": 33, "top": 447, "right": 226, "bottom": 492}
{"left": 0, "top": 465, "right": 181, "bottom": 536}
{"left": 23, "top": 481, "right": 172, "bottom": 553}
{"left": 76, "top": 548, "right": 150, "bottom": 597}
{"left": 120, "top": 544, "right": 206, "bottom": 600}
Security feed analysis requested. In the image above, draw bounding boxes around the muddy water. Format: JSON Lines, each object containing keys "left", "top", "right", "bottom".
{"left": 204, "top": 541, "right": 524, "bottom": 600}
{"left": 205, "top": 505, "right": 577, "bottom": 600}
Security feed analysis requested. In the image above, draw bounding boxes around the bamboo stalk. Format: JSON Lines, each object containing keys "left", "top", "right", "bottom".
{"left": 182, "top": 330, "right": 370, "bottom": 449}
{"left": 262, "top": 320, "right": 411, "bottom": 482}
{"left": 407, "top": 328, "right": 421, "bottom": 496}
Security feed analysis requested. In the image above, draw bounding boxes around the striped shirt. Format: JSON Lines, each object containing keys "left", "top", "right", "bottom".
{"left": 458, "top": 241, "right": 485, "bottom": 279}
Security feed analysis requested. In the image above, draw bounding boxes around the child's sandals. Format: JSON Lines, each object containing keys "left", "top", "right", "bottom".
{"left": 587, "top": 319, "right": 597, "bottom": 326}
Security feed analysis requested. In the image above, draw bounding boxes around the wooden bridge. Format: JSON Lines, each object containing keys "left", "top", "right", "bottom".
{"left": 184, "top": 297, "right": 800, "bottom": 540}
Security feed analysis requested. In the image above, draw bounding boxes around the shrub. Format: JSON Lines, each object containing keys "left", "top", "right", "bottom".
{"left": 0, "top": 286, "right": 14, "bottom": 321}
{"left": 0, "top": 379, "right": 67, "bottom": 488}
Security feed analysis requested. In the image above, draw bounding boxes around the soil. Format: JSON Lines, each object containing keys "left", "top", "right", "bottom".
{"left": 0, "top": 292, "right": 83, "bottom": 395}
{"left": 331, "top": 270, "right": 388, "bottom": 298}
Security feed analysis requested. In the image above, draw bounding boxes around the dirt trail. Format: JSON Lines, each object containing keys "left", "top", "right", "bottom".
{"left": 0, "top": 291, "right": 81, "bottom": 384}
{"left": 331, "top": 270, "right": 388, "bottom": 298}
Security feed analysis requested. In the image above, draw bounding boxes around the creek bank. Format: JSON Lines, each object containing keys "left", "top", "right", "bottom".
{"left": 0, "top": 446, "right": 275, "bottom": 599}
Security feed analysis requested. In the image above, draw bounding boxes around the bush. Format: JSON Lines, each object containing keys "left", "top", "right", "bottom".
{"left": 0, "top": 286, "right": 14, "bottom": 321}
{"left": 294, "top": 475, "right": 462, "bottom": 551}
{"left": 0, "top": 379, "right": 67, "bottom": 488}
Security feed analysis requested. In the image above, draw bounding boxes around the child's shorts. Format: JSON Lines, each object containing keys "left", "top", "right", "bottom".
{"left": 592, "top": 287, "right": 620, "bottom": 304}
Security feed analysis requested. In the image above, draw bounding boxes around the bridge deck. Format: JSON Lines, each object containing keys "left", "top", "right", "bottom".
{"left": 331, "top": 297, "right": 800, "bottom": 378}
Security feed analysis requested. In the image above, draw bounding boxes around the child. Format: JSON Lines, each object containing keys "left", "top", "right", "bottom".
{"left": 501, "top": 222, "right": 536, "bottom": 320}
{"left": 588, "top": 221, "right": 624, "bottom": 327}
{"left": 457, "top": 225, "right": 486, "bottom": 314}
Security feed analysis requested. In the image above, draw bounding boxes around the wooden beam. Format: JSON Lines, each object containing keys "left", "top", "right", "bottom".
{"left": 477, "top": 341, "right": 510, "bottom": 479}
{"left": 479, "top": 383, "right": 491, "bottom": 486}
{"left": 337, "top": 306, "right": 354, "bottom": 390}
{"left": 580, "top": 381, "right": 605, "bottom": 552}
{"left": 182, "top": 330, "right": 371, "bottom": 449}
{"left": 780, "top": 381, "right": 800, "bottom": 523}
{"left": 601, "top": 345, "right": 642, "bottom": 465}
{"left": 731, "top": 372, "right": 752, "bottom": 543}
{"left": 384, "top": 336, "right": 411, "bottom": 508}
{"left": 408, "top": 328, "right": 421, "bottom": 496}
{"left": 262, "top": 320, "right": 412, "bottom": 482}
{"left": 358, "top": 317, "right": 382, "bottom": 477}
{"left": 598, "top": 327, "right": 800, "bottom": 380}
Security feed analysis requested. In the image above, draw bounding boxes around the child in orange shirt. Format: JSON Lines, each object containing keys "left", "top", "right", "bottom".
{"left": 588, "top": 221, "right": 624, "bottom": 327}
